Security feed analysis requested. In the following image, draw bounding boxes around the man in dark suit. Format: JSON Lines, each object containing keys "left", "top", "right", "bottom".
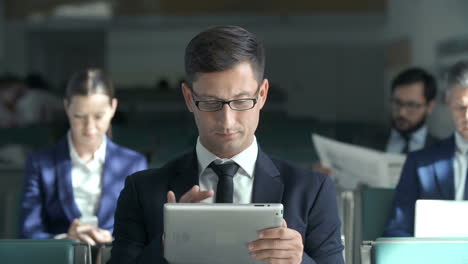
{"left": 109, "top": 26, "right": 344, "bottom": 263}
{"left": 384, "top": 60, "right": 468, "bottom": 237}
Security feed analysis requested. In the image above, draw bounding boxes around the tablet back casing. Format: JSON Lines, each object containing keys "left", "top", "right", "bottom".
{"left": 164, "top": 203, "right": 283, "bottom": 264}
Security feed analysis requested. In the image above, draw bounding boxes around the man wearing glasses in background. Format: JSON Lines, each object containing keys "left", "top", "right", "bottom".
{"left": 313, "top": 67, "right": 439, "bottom": 175}
{"left": 109, "top": 25, "right": 344, "bottom": 264}
{"left": 385, "top": 67, "right": 439, "bottom": 154}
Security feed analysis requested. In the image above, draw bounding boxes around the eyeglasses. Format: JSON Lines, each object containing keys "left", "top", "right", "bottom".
{"left": 391, "top": 98, "right": 426, "bottom": 112}
{"left": 191, "top": 86, "right": 260, "bottom": 112}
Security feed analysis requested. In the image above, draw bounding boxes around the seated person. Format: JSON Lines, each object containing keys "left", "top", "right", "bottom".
{"left": 384, "top": 60, "right": 468, "bottom": 237}
{"left": 109, "top": 25, "right": 344, "bottom": 264}
{"left": 20, "top": 68, "right": 148, "bottom": 244}
{"left": 0, "top": 75, "right": 23, "bottom": 127}
{"left": 0, "top": 74, "right": 62, "bottom": 127}
{"left": 314, "top": 67, "right": 439, "bottom": 175}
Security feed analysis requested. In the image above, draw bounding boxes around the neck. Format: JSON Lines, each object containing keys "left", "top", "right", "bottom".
{"left": 71, "top": 137, "right": 102, "bottom": 162}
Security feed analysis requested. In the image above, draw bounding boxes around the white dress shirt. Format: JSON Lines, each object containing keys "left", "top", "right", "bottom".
{"left": 385, "top": 126, "right": 428, "bottom": 154}
{"left": 67, "top": 132, "right": 106, "bottom": 217}
{"left": 454, "top": 132, "right": 468, "bottom": 201}
{"left": 196, "top": 136, "right": 258, "bottom": 204}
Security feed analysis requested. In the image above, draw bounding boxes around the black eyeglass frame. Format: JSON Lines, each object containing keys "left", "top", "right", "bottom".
{"left": 190, "top": 85, "right": 262, "bottom": 112}
{"left": 390, "top": 98, "right": 427, "bottom": 112}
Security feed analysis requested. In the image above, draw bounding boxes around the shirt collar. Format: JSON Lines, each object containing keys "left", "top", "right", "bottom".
{"left": 67, "top": 131, "right": 107, "bottom": 166}
{"left": 196, "top": 136, "right": 258, "bottom": 178}
{"left": 390, "top": 125, "right": 428, "bottom": 144}
{"left": 455, "top": 132, "right": 468, "bottom": 155}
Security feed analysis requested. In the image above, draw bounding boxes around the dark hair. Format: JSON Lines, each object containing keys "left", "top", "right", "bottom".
{"left": 391, "top": 67, "right": 437, "bottom": 102}
{"left": 65, "top": 69, "right": 114, "bottom": 103}
{"left": 184, "top": 25, "right": 265, "bottom": 86}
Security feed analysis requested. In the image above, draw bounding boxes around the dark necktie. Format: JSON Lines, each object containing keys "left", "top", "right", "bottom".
{"left": 402, "top": 134, "right": 411, "bottom": 154}
{"left": 209, "top": 162, "right": 239, "bottom": 203}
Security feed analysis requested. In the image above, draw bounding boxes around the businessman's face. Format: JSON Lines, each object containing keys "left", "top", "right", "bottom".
{"left": 447, "top": 87, "right": 468, "bottom": 140}
{"left": 390, "top": 82, "right": 435, "bottom": 134}
{"left": 182, "top": 62, "right": 269, "bottom": 158}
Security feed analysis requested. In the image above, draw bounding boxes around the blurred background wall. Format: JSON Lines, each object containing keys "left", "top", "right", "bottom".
{"left": 1, "top": 0, "right": 468, "bottom": 144}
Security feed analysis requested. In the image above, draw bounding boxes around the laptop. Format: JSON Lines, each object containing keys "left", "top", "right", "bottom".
{"left": 164, "top": 203, "right": 283, "bottom": 264}
{"left": 414, "top": 199, "right": 468, "bottom": 237}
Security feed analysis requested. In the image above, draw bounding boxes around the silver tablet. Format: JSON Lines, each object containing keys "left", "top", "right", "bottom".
{"left": 164, "top": 203, "right": 283, "bottom": 264}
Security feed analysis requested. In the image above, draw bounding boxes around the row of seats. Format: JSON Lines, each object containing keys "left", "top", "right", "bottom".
{"left": 0, "top": 117, "right": 387, "bottom": 167}
{"left": 0, "top": 239, "right": 112, "bottom": 264}
{"left": 362, "top": 237, "right": 468, "bottom": 264}
{"left": 342, "top": 186, "right": 468, "bottom": 264}
{"left": 5, "top": 231, "right": 468, "bottom": 264}
{"left": 5, "top": 175, "right": 466, "bottom": 263}
{"left": 340, "top": 186, "right": 395, "bottom": 264}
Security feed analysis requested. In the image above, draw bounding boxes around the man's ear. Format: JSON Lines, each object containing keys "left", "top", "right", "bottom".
{"left": 181, "top": 83, "right": 195, "bottom": 112}
{"left": 257, "top": 79, "right": 269, "bottom": 110}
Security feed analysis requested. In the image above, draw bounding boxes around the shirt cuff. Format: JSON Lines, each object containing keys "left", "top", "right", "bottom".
{"left": 54, "top": 233, "right": 68, "bottom": 239}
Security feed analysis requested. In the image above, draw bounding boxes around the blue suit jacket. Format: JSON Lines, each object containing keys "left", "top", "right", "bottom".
{"left": 109, "top": 148, "right": 344, "bottom": 264}
{"left": 384, "top": 136, "right": 456, "bottom": 237}
{"left": 20, "top": 136, "right": 148, "bottom": 238}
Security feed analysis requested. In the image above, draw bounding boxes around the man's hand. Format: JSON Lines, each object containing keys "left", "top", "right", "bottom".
{"left": 312, "top": 162, "right": 332, "bottom": 176}
{"left": 167, "top": 185, "right": 214, "bottom": 203}
{"left": 248, "top": 220, "right": 303, "bottom": 264}
{"left": 67, "top": 219, "right": 113, "bottom": 245}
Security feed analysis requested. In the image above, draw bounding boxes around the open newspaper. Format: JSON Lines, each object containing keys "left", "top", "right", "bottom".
{"left": 312, "top": 133, "right": 406, "bottom": 189}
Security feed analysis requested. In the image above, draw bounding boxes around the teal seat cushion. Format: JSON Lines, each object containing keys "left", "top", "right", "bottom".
{"left": 0, "top": 239, "right": 77, "bottom": 264}
{"left": 373, "top": 237, "right": 468, "bottom": 264}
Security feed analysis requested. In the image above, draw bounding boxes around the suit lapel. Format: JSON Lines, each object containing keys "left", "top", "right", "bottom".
{"left": 434, "top": 136, "right": 455, "bottom": 199}
{"left": 55, "top": 137, "right": 81, "bottom": 221}
{"left": 252, "top": 149, "right": 284, "bottom": 203}
{"left": 169, "top": 151, "right": 199, "bottom": 201}
{"left": 96, "top": 138, "right": 114, "bottom": 222}
{"left": 425, "top": 133, "right": 438, "bottom": 147}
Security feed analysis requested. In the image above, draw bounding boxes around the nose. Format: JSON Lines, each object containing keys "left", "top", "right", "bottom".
{"left": 218, "top": 104, "right": 236, "bottom": 128}
{"left": 398, "top": 106, "right": 408, "bottom": 117}
{"left": 84, "top": 116, "right": 98, "bottom": 133}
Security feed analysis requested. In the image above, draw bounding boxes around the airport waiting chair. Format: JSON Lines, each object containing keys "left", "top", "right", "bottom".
{"left": 99, "top": 242, "right": 113, "bottom": 264}
{"left": 0, "top": 239, "right": 91, "bottom": 264}
{"left": 360, "top": 187, "right": 395, "bottom": 241}
{"left": 0, "top": 167, "right": 24, "bottom": 238}
{"left": 361, "top": 237, "right": 468, "bottom": 264}
{"left": 341, "top": 186, "right": 395, "bottom": 264}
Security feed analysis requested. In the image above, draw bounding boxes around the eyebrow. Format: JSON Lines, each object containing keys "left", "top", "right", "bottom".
{"left": 194, "top": 91, "right": 255, "bottom": 100}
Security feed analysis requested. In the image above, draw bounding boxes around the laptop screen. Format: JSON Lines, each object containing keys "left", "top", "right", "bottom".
{"left": 414, "top": 199, "right": 468, "bottom": 237}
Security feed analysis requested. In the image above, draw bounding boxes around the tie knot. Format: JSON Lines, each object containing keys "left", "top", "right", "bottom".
{"left": 210, "top": 162, "right": 239, "bottom": 178}
{"left": 400, "top": 132, "right": 411, "bottom": 142}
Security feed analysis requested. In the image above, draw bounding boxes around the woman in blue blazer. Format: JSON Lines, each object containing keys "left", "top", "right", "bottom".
{"left": 20, "top": 69, "right": 148, "bottom": 245}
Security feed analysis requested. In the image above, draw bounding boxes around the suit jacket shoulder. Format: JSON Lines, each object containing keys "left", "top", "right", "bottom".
{"left": 425, "top": 132, "right": 442, "bottom": 148}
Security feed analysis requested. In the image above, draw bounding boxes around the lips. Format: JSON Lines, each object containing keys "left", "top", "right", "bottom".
{"left": 216, "top": 132, "right": 238, "bottom": 138}
{"left": 84, "top": 133, "right": 97, "bottom": 138}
